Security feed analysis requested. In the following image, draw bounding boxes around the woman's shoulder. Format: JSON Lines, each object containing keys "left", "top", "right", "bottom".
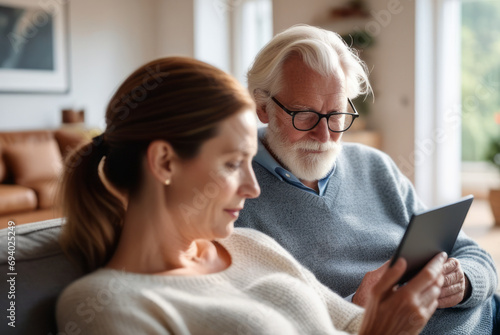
{"left": 56, "top": 269, "right": 166, "bottom": 334}
{"left": 56, "top": 268, "right": 149, "bottom": 333}
{"left": 59, "top": 268, "right": 120, "bottom": 294}
{"left": 226, "top": 228, "right": 305, "bottom": 269}
{"left": 228, "top": 227, "right": 284, "bottom": 250}
{"left": 56, "top": 269, "right": 125, "bottom": 313}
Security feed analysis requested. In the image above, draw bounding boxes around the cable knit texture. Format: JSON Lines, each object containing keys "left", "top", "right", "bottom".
{"left": 56, "top": 228, "right": 364, "bottom": 335}
{"left": 236, "top": 142, "right": 498, "bottom": 335}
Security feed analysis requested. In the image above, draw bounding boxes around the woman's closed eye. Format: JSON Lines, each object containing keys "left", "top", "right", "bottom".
{"left": 225, "top": 161, "right": 243, "bottom": 171}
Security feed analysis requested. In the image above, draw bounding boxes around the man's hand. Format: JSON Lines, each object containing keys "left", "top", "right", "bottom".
{"left": 352, "top": 261, "right": 390, "bottom": 307}
{"left": 438, "top": 257, "right": 471, "bottom": 308}
{"left": 353, "top": 256, "right": 471, "bottom": 309}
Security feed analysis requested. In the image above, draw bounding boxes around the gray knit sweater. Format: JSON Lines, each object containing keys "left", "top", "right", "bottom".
{"left": 236, "top": 142, "right": 498, "bottom": 334}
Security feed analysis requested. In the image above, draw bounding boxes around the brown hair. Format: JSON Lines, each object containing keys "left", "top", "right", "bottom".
{"left": 59, "top": 57, "right": 254, "bottom": 272}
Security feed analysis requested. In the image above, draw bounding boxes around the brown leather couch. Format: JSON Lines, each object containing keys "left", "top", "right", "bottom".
{"left": 0, "top": 129, "right": 87, "bottom": 229}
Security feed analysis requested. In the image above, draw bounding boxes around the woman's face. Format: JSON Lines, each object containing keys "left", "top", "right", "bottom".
{"left": 168, "top": 109, "right": 261, "bottom": 240}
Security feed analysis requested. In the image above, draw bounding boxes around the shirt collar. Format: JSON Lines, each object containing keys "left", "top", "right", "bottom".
{"left": 254, "top": 127, "right": 336, "bottom": 196}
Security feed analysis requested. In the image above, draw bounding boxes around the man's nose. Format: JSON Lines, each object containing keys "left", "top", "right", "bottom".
{"left": 308, "top": 118, "right": 330, "bottom": 143}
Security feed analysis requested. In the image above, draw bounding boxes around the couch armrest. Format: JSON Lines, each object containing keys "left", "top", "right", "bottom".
{"left": 0, "top": 219, "right": 85, "bottom": 335}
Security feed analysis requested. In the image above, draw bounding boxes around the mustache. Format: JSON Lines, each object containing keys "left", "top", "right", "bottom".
{"left": 291, "top": 139, "right": 339, "bottom": 152}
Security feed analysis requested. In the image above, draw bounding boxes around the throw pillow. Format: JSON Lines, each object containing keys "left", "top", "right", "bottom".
{"left": 3, "top": 139, "right": 63, "bottom": 186}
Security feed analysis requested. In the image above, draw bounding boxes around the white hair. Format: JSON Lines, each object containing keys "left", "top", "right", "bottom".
{"left": 247, "top": 24, "right": 372, "bottom": 106}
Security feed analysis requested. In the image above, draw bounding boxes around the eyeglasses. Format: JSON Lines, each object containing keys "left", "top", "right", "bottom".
{"left": 271, "top": 97, "right": 359, "bottom": 132}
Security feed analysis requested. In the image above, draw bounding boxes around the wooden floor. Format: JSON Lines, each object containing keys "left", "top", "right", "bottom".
{"left": 462, "top": 199, "right": 500, "bottom": 293}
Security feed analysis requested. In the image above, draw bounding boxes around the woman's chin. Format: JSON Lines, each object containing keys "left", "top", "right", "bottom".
{"left": 214, "top": 223, "right": 234, "bottom": 239}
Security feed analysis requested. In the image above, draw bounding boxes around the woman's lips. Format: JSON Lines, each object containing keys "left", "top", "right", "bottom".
{"left": 224, "top": 208, "right": 243, "bottom": 218}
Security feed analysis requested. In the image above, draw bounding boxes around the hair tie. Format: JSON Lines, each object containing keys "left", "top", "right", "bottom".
{"left": 92, "top": 134, "right": 105, "bottom": 146}
{"left": 92, "top": 134, "right": 109, "bottom": 154}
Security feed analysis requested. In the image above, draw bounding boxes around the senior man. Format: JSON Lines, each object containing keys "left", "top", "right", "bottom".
{"left": 236, "top": 25, "right": 499, "bottom": 334}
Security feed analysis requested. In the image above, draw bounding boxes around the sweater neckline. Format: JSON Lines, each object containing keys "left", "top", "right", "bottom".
{"left": 95, "top": 235, "right": 241, "bottom": 285}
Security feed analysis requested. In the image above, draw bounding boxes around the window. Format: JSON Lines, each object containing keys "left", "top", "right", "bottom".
{"left": 232, "top": 0, "right": 273, "bottom": 85}
{"left": 461, "top": 0, "right": 500, "bottom": 196}
{"left": 194, "top": 0, "right": 272, "bottom": 86}
{"left": 461, "top": 0, "right": 500, "bottom": 162}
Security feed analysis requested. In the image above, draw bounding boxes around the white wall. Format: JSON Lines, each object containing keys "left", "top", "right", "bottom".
{"left": 194, "top": 0, "right": 230, "bottom": 73}
{"left": 156, "top": 0, "right": 194, "bottom": 58}
{"left": 273, "top": 0, "right": 333, "bottom": 34}
{"left": 367, "top": 0, "right": 416, "bottom": 182}
{"left": 0, "top": 0, "right": 159, "bottom": 131}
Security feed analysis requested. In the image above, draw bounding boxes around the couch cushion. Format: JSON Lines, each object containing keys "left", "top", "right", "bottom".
{"left": 3, "top": 139, "right": 63, "bottom": 186}
{"left": 0, "top": 184, "right": 37, "bottom": 215}
{"left": 25, "top": 179, "right": 59, "bottom": 209}
{"left": 0, "top": 218, "right": 85, "bottom": 334}
{"left": 0, "top": 131, "right": 56, "bottom": 184}
{"left": 54, "top": 128, "right": 88, "bottom": 158}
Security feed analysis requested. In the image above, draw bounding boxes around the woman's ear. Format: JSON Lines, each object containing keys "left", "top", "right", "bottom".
{"left": 256, "top": 103, "right": 269, "bottom": 124}
{"left": 145, "top": 140, "right": 177, "bottom": 185}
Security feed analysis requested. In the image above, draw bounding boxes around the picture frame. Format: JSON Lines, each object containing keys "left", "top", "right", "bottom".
{"left": 0, "top": 0, "right": 69, "bottom": 93}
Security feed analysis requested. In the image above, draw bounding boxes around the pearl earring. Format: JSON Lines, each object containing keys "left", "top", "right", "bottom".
{"left": 164, "top": 179, "right": 171, "bottom": 186}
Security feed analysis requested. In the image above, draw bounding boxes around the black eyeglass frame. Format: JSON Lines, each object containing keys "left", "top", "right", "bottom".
{"left": 271, "top": 97, "right": 359, "bottom": 133}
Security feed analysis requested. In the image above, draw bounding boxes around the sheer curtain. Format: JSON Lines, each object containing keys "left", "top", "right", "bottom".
{"left": 415, "top": 0, "right": 462, "bottom": 206}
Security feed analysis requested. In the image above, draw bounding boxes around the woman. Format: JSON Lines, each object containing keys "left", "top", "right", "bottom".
{"left": 56, "top": 57, "right": 445, "bottom": 334}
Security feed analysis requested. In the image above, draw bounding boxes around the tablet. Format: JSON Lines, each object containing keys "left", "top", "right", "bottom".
{"left": 390, "top": 194, "right": 474, "bottom": 284}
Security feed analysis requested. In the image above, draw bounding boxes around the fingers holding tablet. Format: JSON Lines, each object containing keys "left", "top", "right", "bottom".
{"left": 390, "top": 195, "right": 474, "bottom": 284}
{"left": 397, "top": 253, "right": 447, "bottom": 323}
{"left": 437, "top": 257, "right": 471, "bottom": 308}
{"left": 360, "top": 253, "right": 447, "bottom": 335}
{"left": 404, "top": 252, "right": 447, "bottom": 292}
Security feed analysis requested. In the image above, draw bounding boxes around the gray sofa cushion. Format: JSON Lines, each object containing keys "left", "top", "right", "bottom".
{"left": 0, "top": 218, "right": 85, "bottom": 335}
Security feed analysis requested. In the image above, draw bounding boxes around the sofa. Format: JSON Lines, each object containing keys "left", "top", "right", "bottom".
{"left": 0, "top": 129, "right": 87, "bottom": 229}
{"left": 0, "top": 218, "right": 85, "bottom": 334}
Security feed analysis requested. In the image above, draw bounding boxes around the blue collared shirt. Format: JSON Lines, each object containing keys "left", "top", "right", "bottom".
{"left": 254, "top": 127, "right": 336, "bottom": 196}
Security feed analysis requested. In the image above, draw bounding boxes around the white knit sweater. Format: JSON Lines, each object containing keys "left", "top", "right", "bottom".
{"left": 56, "top": 228, "right": 364, "bottom": 334}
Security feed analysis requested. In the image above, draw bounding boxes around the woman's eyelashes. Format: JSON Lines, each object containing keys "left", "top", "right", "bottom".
{"left": 225, "top": 160, "right": 243, "bottom": 171}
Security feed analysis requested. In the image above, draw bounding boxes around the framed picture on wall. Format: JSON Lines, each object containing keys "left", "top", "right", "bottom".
{"left": 0, "top": 0, "right": 69, "bottom": 93}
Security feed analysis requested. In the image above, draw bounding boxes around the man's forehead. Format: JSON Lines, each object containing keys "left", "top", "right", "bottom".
{"left": 279, "top": 78, "right": 346, "bottom": 109}
{"left": 281, "top": 59, "right": 346, "bottom": 94}
{"left": 282, "top": 55, "right": 345, "bottom": 77}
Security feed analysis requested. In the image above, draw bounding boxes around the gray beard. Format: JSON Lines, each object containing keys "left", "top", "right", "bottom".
{"left": 264, "top": 124, "right": 342, "bottom": 182}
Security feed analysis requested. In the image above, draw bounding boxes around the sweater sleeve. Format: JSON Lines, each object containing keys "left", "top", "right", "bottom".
{"left": 287, "top": 254, "right": 364, "bottom": 334}
{"left": 450, "top": 230, "right": 498, "bottom": 308}
{"left": 309, "top": 272, "right": 365, "bottom": 333}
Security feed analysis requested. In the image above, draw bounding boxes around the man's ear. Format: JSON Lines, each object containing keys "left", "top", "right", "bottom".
{"left": 145, "top": 140, "right": 177, "bottom": 184}
{"left": 256, "top": 103, "right": 269, "bottom": 124}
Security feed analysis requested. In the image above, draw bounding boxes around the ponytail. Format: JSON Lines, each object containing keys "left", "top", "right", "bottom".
{"left": 59, "top": 136, "right": 125, "bottom": 272}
